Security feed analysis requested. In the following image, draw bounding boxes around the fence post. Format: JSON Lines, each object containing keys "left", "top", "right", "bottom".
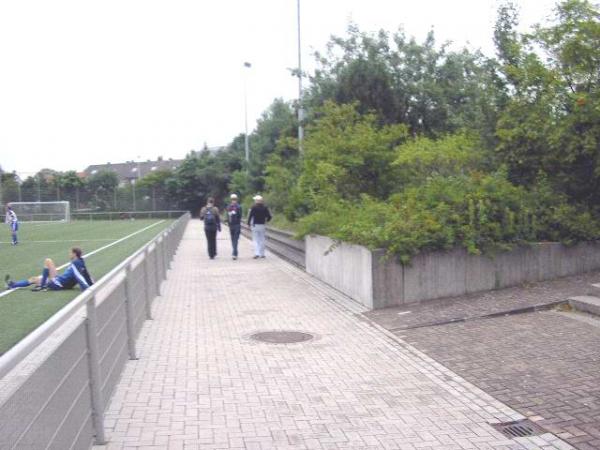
{"left": 143, "top": 248, "right": 153, "bottom": 320}
{"left": 161, "top": 233, "right": 169, "bottom": 277}
{"left": 154, "top": 243, "right": 162, "bottom": 296}
{"left": 85, "top": 295, "right": 107, "bottom": 445}
{"left": 123, "top": 265, "right": 138, "bottom": 360}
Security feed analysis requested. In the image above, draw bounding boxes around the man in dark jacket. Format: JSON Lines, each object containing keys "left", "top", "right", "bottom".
{"left": 199, "top": 197, "right": 221, "bottom": 259}
{"left": 226, "top": 194, "right": 242, "bottom": 260}
{"left": 247, "top": 195, "right": 272, "bottom": 259}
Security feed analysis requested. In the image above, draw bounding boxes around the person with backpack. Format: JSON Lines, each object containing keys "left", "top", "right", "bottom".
{"left": 247, "top": 195, "right": 272, "bottom": 259}
{"left": 199, "top": 197, "right": 221, "bottom": 259}
{"left": 226, "top": 194, "right": 242, "bottom": 260}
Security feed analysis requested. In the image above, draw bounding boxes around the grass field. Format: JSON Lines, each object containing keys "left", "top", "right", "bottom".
{"left": 0, "top": 219, "right": 173, "bottom": 355}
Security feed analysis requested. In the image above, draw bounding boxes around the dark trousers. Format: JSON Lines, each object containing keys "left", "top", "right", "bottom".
{"left": 229, "top": 225, "right": 241, "bottom": 256}
{"left": 205, "top": 228, "right": 217, "bottom": 258}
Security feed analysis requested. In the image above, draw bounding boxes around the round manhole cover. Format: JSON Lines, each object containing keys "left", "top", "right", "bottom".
{"left": 250, "top": 331, "right": 314, "bottom": 344}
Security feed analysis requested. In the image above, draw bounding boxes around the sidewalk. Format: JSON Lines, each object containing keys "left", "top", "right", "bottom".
{"left": 96, "top": 221, "right": 571, "bottom": 450}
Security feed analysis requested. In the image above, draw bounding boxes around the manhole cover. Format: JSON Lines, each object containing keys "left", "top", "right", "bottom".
{"left": 250, "top": 331, "right": 314, "bottom": 344}
{"left": 491, "top": 419, "right": 544, "bottom": 439}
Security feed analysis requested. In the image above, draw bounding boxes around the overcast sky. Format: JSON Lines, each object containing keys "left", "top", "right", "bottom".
{"left": 0, "top": 0, "right": 557, "bottom": 176}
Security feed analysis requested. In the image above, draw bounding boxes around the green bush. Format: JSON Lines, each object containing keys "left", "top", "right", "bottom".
{"left": 297, "top": 170, "right": 600, "bottom": 263}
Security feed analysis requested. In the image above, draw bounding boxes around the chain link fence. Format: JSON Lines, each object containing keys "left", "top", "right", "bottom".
{"left": 0, "top": 178, "right": 177, "bottom": 214}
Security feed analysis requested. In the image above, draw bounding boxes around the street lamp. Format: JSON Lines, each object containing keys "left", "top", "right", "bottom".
{"left": 296, "top": 0, "right": 304, "bottom": 153}
{"left": 243, "top": 62, "right": 252, "bottom": 163}
{"left": 132, "top": 155, "right": 142, "bottom": 211}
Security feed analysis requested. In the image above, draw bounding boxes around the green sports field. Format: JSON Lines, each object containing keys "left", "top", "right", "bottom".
{"left": 0, "top": 219, "right": 173, "bottom": 355}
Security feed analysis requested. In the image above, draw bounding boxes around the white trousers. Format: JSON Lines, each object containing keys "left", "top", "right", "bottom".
{"left": 252, "top": 224, "right": 266, "bottom": 257}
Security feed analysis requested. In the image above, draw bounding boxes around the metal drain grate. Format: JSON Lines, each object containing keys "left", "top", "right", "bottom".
{"left": 491, "top": 419, "right": 544, "bottom": 439}
{"left": 250, "top": 331, "right": 314, "bottom": 344}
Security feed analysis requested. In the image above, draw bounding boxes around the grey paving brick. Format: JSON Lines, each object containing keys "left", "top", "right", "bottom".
{"left": 98, "top": 222, "right": 573, "bottom": 449}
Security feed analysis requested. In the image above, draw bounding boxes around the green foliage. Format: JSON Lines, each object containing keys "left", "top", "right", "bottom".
{"left": 299, "top": 102, "right": 408, "bottom": 204}
{"left": 137, "top": 169, "right": 173, "bottom": 189}
{"left": 393, "top": 132, "right": 486, "bottom": 186}
{"left": 297, "top": 170, "right": 600, "bottom": 263}
{"left": 308, "top": 25, "right": 499, "bottom": 139}
{"left": 0, "top": 171, "right": 20, "bottom": 203}
{"left": 246, "top": 99, "right": 296, "bottom": 195}
{"left": 495, "top": 0, "right": 600, "bottom": 204}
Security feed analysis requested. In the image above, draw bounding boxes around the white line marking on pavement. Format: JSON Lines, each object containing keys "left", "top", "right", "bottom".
{"left": 0, "top": 220, "right": 165, "bottom": 299}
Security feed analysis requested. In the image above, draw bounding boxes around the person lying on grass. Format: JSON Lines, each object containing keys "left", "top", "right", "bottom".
{"left": 5, "top": 247, "right": 94, "bottom": 292}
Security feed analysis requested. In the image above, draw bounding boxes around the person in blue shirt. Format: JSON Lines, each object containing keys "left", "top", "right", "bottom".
{"left": 5, "top": 203, "right": 19, "bottom": 245}
{"left": 226, "top": 194, "right": 242, "bottom": 260}
{"left": 5, "top": 247, "right": 94, "bottom": 291}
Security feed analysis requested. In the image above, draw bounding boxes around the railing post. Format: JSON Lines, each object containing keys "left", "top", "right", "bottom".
{"left": 143, "top": 248, "right": 153, "bottom": 320}
{"left": 85, "top": 294, "right": 107, "bottom": 445}
{"left": 154, "top": 243, "right": 162, "bottom": 296}
{"left": 162, "top": 232, "right": 169, "bottom": 276}
{"left": 160, "top": 233, "right": 167, "bottom": 280}
{"left": 123, "top": 265, "right": 138, "bottom": 360}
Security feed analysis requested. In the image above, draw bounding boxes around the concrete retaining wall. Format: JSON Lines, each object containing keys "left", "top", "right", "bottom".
{"left": 306, "top": 236, "right": 374, "bottom": 309}
{"left": 306, "top": 236, "right": 600, "bottom": 309}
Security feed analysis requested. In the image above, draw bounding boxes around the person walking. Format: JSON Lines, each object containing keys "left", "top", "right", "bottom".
{"left": 199, "top": 197, "right": 221, "bottom": 259}
{"left": 247, "top": 195, "right": 272, "bottom": 259}
{"left": 226, "top": 194, "right": 242, "bottom": 260}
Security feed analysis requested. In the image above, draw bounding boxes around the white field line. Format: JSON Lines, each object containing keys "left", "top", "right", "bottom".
{"left": 0, "top": 239, "right": 115, "bottom": 244}
{"left": 0, "top": 220, "right": 165, "bottom": 299}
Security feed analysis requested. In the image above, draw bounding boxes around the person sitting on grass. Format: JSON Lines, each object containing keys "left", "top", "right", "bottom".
{"left": 5, "top": 247, "right": 94, "bottom": 292}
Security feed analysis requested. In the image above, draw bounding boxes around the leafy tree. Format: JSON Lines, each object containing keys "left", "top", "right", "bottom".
{"left": 20, "top": 171, "right": 54, "bottom": 202}
{"left": 86, "top": 170, "right": 119, "bottom": 210}
{"left": 245, "top": 99, "right": 296, "bottom": 194}
{"left": 298, "top": 101, "right": 408, "bottom": 208}
{"left": 137, "top": 169, "right": 173, "bottom": 190}
{"left": 393, "top": 132, "right": 486, "bottom": 186}
{"left": 264, "top": 135, "right": 302, "bottom": 219}
{"left": 0, "top": 171, "right": 20, "bottom": 203}
{"left": 495, "top": 0, "right": 600, "bottom": 204}
{"left": 137, "top": 169, "right": 176, "bottom": 211}
{"left": 167, "top": 150, "right": 231, "bottom": 214}
{"left": 308, "top": 25, "right": 500, "bottom": 139}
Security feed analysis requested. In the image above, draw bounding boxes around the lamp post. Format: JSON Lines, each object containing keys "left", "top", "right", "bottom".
{"left": 297, "top": 0, "right": 304, "bottom": 153}
{"left": 243, "top": 62, "right": 252, "bottom": 163}
{"left": 132, "top": 156, "right": 142, "bottom": 211}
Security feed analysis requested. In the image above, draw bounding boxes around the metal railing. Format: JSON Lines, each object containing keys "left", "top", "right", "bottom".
{"left": 240, "top": 223, "right": 306, "bottom": 268}
{"left": 71, "top": 210, "right": 188, "bottom": 221}
{"left": 0, "top": 212, "right": 190, "bottom": 449}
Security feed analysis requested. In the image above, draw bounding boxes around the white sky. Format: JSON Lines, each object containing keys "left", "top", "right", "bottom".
{"left": 0, "top": 0, "right": 557, "bottom": 176}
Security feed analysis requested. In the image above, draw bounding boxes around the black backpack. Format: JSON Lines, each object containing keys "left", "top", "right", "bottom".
{"left": 204, "top": 207, "right": 217, "bottom": 230}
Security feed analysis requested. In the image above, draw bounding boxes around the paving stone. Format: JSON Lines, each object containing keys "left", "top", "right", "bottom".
{"left": 99, "top": 222, "right": 572, "bottom": 449}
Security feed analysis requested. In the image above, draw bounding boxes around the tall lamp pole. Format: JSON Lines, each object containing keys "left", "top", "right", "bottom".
{"left": 243, "top": 62, "right": 252, "bottom": 163}
{"left": 297, "top": 0, "right": 304, "bottom": 153}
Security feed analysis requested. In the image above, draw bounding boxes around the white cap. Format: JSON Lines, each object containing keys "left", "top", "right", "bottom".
{"left": 253, "top": 195, "right": 263, "bottom": 202}
{"left": 230, "top": 194, "right": 238, "bottom": 199}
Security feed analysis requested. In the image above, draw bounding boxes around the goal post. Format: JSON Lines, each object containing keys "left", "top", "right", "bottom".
{"left": 6, "top": 201, "right": 71, "bottom": 223}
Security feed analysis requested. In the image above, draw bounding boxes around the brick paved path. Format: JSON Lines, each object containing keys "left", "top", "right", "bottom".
{"left": 96, "top": 222, "right": 572, "bottom": 450}
{"left": 396, "top": 311, "right": 600, "bottom": 450}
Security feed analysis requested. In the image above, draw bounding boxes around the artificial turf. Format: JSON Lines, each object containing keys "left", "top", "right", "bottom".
{"left": 0, "top": 219, "right": 173, "bottom": 355}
